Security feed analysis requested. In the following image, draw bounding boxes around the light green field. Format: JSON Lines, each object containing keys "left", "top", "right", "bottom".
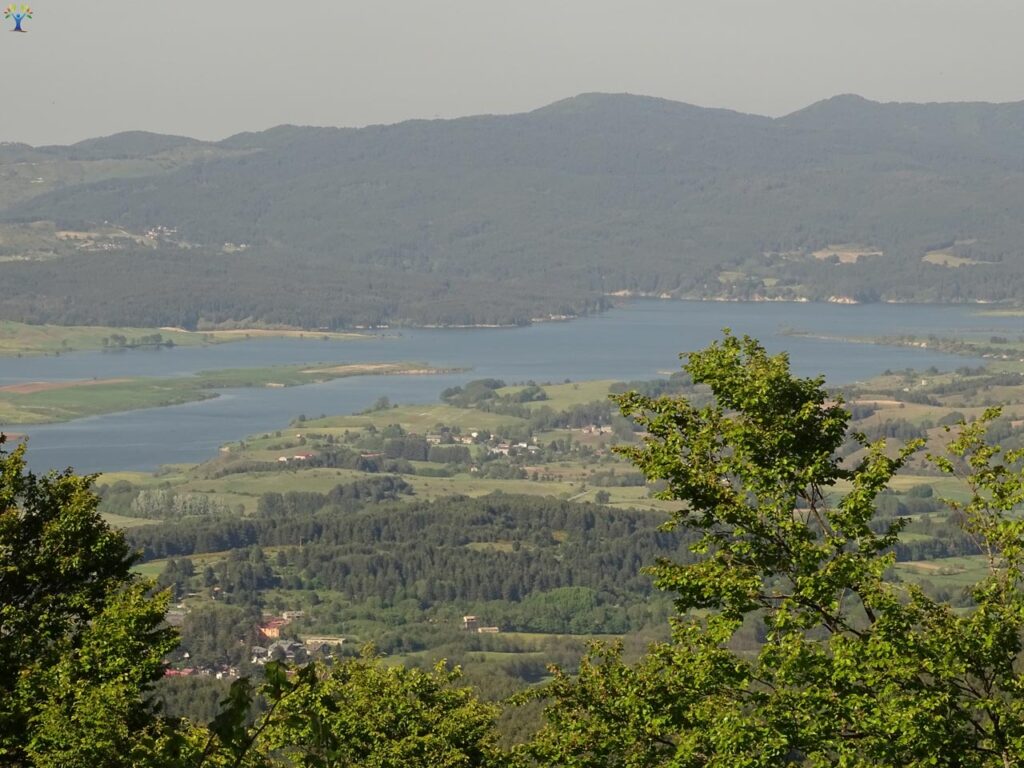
{"left": 185, "top": 469, "right": 364, "bottom": 500}
{"left": 101, "top": 511, "right": 159, "bottom": 529}
{"left": 885, "top": 474, "right": 967, "bottom": 498}
{"left": 131, "top": 561, "right": 169, "bottom": 579}
{"left": 0, "top": 361, "right": 448, "bottom": 425}
{"left": 811, "top": 243, "right": 885, "bottom": 263}
{"left": 896, "top": 555, "right": 991, "bottom": 589}
{"left": 0, "top": 320, "right": 217, "bottom": 356}
{"left": 922, "top": 250, "right": 988, "bottom": 268}
{"left": 169, "top": 465, "right": 660, "bottom": 514}
{"left": 717, "top": 271, "right": 747, "bottom": 284}
{"left": 132, "top": 550, "right": 233, "bottom": 578}
{"left": 98, "top": 469, "right": 191, "bottom": 487}
{"left": 498, "top": 380, "right": 617, "bottom": 411}
{"left": 309, "top": 403, "right": 527, "bottom": 434}
{"left": 831, "top": 473, "right": 970, "bottom": 503}
{"left": 977, "top": 309, "right": 1024, "bottom": 318}
{"left": 0, "top": 319, "right": 370, "bottom": 357}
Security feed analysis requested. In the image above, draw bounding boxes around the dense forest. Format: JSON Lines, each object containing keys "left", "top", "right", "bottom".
{"left": 6, "top": 94, "right": 1024, "bottom": 326}
{"left": 128, "top": 492, "right": 685, "bottom": 633}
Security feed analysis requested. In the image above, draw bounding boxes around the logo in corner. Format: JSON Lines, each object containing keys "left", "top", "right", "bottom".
{"left": 4, "top": 4, "right": 31, "bottom": 32}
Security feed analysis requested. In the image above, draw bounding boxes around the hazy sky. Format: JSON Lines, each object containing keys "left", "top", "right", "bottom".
{"left": 3, "top": 0, "right": 1023, "bottom": 145}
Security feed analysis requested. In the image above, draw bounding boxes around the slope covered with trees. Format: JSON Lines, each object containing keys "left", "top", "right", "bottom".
{"left": 5, "top": 94, "right": 1024, "bottom": 326}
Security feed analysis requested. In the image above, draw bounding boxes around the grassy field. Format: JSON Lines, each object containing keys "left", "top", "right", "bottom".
{"left": 497, "top": 380, "right": 617, "bottom": 410}
{"left": 922, "top": 250, "right": 988, "bottom": 267}
{"left": 164, "top": 463, "right": 663, "bottom": 515}
{"left": 132, "top": 550, "right": 233, "bottom": 578}
{"left": 308, "top": 403, "right": 528, "bottom": 434}
{"left": 895, "top": 555, "right": 991, "bottom": 590}
{"left": 0, "top": 361, "right": 451, "bottom": 425}
{"left": 0, "top": 319, "right": 371, "bottom": 357}
{"left": 98, "top": 469, "right": 192, "bottom": 487}
{"left": 101, "top": 511, "right": 159, "bottom": 529}
{"left": 811, "top": 243, "right": 885, "bottom": 264}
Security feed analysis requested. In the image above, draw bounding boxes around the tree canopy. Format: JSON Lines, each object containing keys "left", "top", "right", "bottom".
{"left": 0, "top": 435, "right": 175, "bottom": 766}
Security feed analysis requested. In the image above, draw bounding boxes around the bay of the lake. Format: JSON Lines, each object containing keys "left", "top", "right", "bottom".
{"left": 3, "top": 300, "right": 1021, "bottom": 473}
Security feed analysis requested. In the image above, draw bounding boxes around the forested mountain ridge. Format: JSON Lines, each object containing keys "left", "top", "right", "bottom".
{"left": 4, "top": 93, "right": 1024, "bottom": 328}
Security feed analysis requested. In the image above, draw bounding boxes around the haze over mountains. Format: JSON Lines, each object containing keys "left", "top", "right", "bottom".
{"left": 3, "top": 93, "right": 1024, "bottom": 328}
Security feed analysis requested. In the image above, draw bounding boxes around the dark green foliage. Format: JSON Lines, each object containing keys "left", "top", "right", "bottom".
{"left": 0, "top": 435, "right": 177, "bottom": 766}
{"left": 153, "top": 676, "right": 233, "bottom": 724}
{"left": 384, "top": 436, "right": 429, "bottom": 461}
{"left": 441, "top": 380, "right": 507, "bottom": 407}
{"left": 178, "top": 603, "right": 260, "bottom": 667}
{"left": 427, "top": 444, "right": 471, "bottom": 464}
{"left": 191, "top": 655, "right": 511, "bottom": 767}
{"left": 131, "top": 495, "right": 686, "bottom": 633}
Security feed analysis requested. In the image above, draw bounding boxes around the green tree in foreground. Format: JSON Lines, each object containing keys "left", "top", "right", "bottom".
{"left": 0, "top": 435, "right": 176, "bottom": 767}
{"left": 0, "top": 435, "right": 507, "bottom": 767}
{"left": 0, "top": 434, "right": 510, "bottom": 767}
{"left": 193, "top": 654, "right": 508, "bottom": 767}
{"left": 525, "top": 332, "right": 1024, "bottom": 767}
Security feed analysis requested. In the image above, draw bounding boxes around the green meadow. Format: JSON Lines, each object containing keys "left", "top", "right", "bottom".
{"left": 0, "top": 319, "right": 370, "bottom": 357}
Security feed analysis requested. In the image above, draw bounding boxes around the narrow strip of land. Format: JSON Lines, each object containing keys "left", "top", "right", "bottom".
{"left": 0, "top": 320, "right": 373, "bottom": 357}
{"left": 0, "top": 361, "right": 456, "bottom": 425}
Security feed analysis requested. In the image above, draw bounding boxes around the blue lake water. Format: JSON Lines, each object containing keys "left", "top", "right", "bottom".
{"left": 2, "top": 300, "right": 1021, "bottom": 473}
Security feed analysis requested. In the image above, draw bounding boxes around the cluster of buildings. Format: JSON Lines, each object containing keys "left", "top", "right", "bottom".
{"left": 462, "top": 615, "right": 500, "bottom": 634}
{"left": 145, "top": 225, "right": 178, "bottom": 239}
{"left": 488, "top": 440, "right": 541, "bottom": 456}
{"left": 426, "top": 431, "right": 479, "bottom": 445}
{"left": 249, "top": 612, "right": 347, "bottom": 665}
{"left": 164, "top": 664, "right": 240, "bottom": 681}
{"left": 277, "top": 452, "right": 315, "bottom": 463}
{"left": 251, "top": 639, "right": 307, "bottom": 665}
{"left": 257, "top": 611, "right": 305, "bottom": 640}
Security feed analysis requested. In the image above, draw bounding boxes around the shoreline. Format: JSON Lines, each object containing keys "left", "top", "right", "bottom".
{"left": 0, "top": 296, "right": 1018, "bottom": 358}
{"left": 603, "top": 290, "right": 1016, "bottom": 308}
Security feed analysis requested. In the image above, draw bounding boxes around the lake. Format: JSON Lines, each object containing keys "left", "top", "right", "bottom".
{"left": 3, "top": 300, "right": 1020, "bottom": 473}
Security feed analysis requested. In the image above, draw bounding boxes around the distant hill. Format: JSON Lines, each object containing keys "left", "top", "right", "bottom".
{"left": 3, "top": 93, "right": 1024, "bottom": 328}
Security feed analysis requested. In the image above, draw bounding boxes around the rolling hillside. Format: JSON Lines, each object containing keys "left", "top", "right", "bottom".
{"left": 3, "top": 93, "right": 1024, "bottom": 327}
